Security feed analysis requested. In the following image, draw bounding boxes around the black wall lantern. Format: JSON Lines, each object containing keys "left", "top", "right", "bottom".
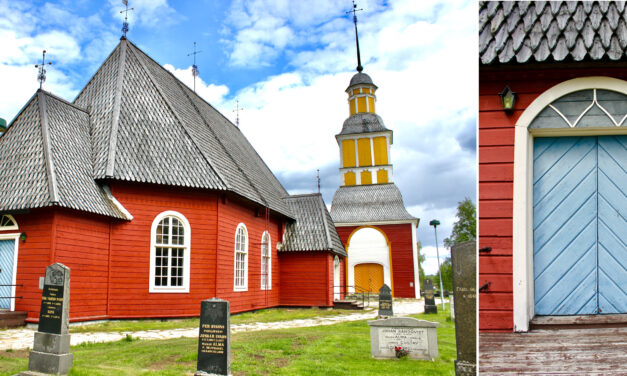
{"left": 499, "top": 85, "right": 517, "bottom": 112}
{"left": 20, "top": 232, "right": 27, "bottom": 242}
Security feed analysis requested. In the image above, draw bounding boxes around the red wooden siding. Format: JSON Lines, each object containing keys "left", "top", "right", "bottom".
{"left": 215, "top": 194, "right": 281, "bottom": 314}
{"left": 478, "top": 66, "right": 627, "bottom": 332}
{"left": 336, "top": 223, "right": 416, "bottom": 298}
{"left": 53, "top": 210, "right": 111, "bottom": 321}
{"left": 1, "top": 210, "right": 54, "bottom": 320}
{"left": 278, "top": 252, "right": 333, "bottom": 307}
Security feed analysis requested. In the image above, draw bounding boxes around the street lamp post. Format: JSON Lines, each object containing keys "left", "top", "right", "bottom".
{"left": 429, "top": 219, "right": 445, "bottom": 311}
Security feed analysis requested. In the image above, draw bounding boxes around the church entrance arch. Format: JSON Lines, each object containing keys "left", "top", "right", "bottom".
{"left": 346, "top": 226, "right": 392, "bottom": 295}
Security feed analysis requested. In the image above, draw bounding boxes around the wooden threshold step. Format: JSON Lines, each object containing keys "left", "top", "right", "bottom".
{"left": 530, "top": 314, "right": 627, "bottom": 329}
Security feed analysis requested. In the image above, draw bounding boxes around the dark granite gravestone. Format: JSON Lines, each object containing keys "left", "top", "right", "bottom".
{"left": 21, "top": 263, "right": 73, "bottom": 375}
{"left": 378, "top": 284, "right": 393, "bottom": 317}
{"left": 451, "top": 241, "right": 476, "bottom": 376}
{"left": 196, "top": 298, "right": 230, "bottom": 376}
{"left": 424, "top": 279, "right": 437, "bottom": 314}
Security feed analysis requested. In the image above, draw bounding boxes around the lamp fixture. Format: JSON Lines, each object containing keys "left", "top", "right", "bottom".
{"left": 20, "top": 232, "right": 27, "bottom": 242}
{"left": 499, "top": 85, "right": 517, "bottom": 111}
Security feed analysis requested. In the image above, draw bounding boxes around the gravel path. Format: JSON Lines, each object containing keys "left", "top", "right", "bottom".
{"left": 0, "top": 299, "right": 436, "bottom": 351}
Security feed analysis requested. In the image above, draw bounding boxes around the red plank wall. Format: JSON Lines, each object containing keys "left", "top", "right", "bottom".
{"left": 1, "top": 209, "right": 54, "bottom": 321}
{"left": 479, "top": 65, "right": 627, "bottom": 332}
{"left": 336, "top": 223, "right": 416, "bottom": 298}
{"left": 215, "top": 194, "right": 282, "bottom": 314}
{"left": 278, "top": 252, "right": 333, "bottom": 307}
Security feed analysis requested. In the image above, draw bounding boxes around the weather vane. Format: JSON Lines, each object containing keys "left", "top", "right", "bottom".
{"left": 233, "top": 100, "right": 244, "bottom": 127}
{"left": 120, "top": 0, "right": 134, "bottom": 38}
{"left": 187, "top": 42, "right": 203, "bottom": 92}
{"left": 317, "top": 169, "right": 321, "bottom": 193}
{"left": 346, "top": 0, "right": 363, "bottom": 72}
{"left": 35, "top": 50, "right": 53, "bottom": 90}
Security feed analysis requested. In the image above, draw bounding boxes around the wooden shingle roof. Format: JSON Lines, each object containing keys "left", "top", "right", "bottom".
{"left": 282, "top": 194, "right": 346, "bottom": 257}
{"left": 1, "top": 38, "right": 293, "bottom": 219}
{"left": 0, "top": 91, "right": 128, "bottom": 219}
{"left": 330, "top": 183, "right": 416, "bottom": 224}
{"left": 72, "top": 38, "right": 292, "bottom": 218}
{"left": 480, "top": 1, "right": 627, "bottom": 64}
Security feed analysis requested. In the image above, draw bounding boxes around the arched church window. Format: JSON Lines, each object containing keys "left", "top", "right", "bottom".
{"left": 261, "top": 231, "right": 271, "bottom": 290}
{"left": 149, "top": 211, "right": 191, "bottom": 293}
{"left": 234, "top": 224, "right": 248, "bottom": 291}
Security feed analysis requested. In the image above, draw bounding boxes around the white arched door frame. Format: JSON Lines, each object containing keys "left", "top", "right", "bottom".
{"left": 512, "top": 76, "right": 627, "bottom": 332}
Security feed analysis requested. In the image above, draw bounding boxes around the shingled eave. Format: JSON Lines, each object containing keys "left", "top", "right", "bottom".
{"left": 37, "top": 91, "right": 59, "bottom": 204}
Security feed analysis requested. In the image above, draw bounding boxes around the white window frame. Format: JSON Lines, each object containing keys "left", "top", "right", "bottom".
{"left": 0, "top": 215, "right": 19, "bottom": 231}
{"left": 512, "top": 76, "right": 627, "bottom": 332}
{"left": 149, "top": 211, "right": 191, "bottom": 293}
{"left": 260, "top": 231, "right": 271, "bottom": 290}
{"left": 234, "top": 223, "right": 248, "bottom": 292}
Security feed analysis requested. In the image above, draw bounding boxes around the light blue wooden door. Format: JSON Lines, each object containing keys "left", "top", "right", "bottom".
{"left": 0, "top": 239, "right": 15, "bottom": 309}
{"left": 598, "top": 136, "right": 627, "bottom": 314}
{"left": 534, "top": 136, "right": 626, "bottom": 315}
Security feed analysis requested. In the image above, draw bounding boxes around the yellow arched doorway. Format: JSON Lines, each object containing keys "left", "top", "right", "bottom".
{"left": 354, "top": 263, "right": 384, "bottom": 293}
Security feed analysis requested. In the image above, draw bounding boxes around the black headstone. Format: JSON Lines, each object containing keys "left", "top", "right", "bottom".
{"left": 38, "top": 263, "right": 70, "bottom": 334}
{"left": 378, "top": 284, "right": 393, "bottom": 317}
{"left": 451, "top": 241, "right": 476, "bottom": 376}
{"left": 196, "top": 298, "right": 230, "bottom": 376}
{"left": 424, "top": 279, "right": 437, "bottom": 314}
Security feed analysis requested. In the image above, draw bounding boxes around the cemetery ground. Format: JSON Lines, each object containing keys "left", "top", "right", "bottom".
{"left": 0, "top": 302, "right": 455, "bottom": 375}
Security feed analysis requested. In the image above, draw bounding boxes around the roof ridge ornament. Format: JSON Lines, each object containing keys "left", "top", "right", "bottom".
{"left": 233, "top": 100, "right": 244, "bottom": 127}
{"left": 346, "top": 0, "right": 364, "bottom": 72}
{"left": 35, "top": 50, "right": 52, "bottom": 90}
{"left": 120, "top": 0, "right": 134, "bottom": 38}
{"left": 187, "top": 42, "right": 202, "bottom": 92}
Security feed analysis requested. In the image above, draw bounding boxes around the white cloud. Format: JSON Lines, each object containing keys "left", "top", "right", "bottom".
{"left": 164, "top": 64, "right": 230, "bottom": 105}
{"left": 108, "top": 0, "right": 181, "bottom": 28}
{"left": 421, "top": 245, "right": 451, "bottom": 276}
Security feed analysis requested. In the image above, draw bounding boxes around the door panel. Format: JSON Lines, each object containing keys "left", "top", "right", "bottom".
{"left": 534, "top": 137, "right": 598, "bottom": 315}
{"left": 597, "top": 136, "right": 627, "bottom": 314}
{"left": 354, "top": 263, "right": 383, "bottom": 293}
{"left": 0, "top": 239, "right": 15, "bottom": 310}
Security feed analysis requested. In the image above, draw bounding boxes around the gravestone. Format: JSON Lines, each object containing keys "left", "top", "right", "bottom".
{"left": 424, "top": 278, "right": 437, "bottom": 314}
{"left": 22, "top": 263, "right": 73, "bottom": 375}
{"left": 196, "top": 298, "right": 230, "bottom": 376}
{"left": 368, "top": 317, "right": 439, "bottom": 360}
{"left": 451, "top": 241, "right": 476, "bottom": 376}
{"left": 378, "top": 284, "right": 393, "bottom": 317}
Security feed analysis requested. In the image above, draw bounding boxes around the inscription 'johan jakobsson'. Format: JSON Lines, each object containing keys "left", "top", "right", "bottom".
{"left": 199, "top": 324, "right": 227, "bottom": 354}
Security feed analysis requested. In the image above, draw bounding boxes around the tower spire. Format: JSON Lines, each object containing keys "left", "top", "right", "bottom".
{"left": 187, "top": 42, "right": 202, "bottom": 92}
{"left": 120, "top": 0, "right": 134, "bottom": 38}
{"left": 346, "top": 0, "right": 363, "bottom": 72}
{"left": 35, "top": 50, "right": 53, "bottom": 90}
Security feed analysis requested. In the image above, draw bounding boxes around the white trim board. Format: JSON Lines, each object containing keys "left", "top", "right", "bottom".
{"left": 512, "top": 76, "right": 627, "bottom": 332}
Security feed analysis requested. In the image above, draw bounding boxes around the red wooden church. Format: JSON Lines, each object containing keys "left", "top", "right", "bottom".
{"left": 479, "top": 1, "right": 626, "bottom": 332}
{"left": 0, "top": 37, "right": 346, "bottom": 324}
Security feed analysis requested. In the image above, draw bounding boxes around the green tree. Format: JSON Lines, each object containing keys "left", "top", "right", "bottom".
{"left": 417, "top": 241, "right": 425, "bottom": 290}
{"left": 432, "top": 257, "right": 453, "bottom": 291}
{"left": 443, "top": 197, "right": 476, "bottom": 248}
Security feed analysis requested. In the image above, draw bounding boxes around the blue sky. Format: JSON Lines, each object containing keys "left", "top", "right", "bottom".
{"left": 0, "top": 0, "right": 477, "bottom": 274}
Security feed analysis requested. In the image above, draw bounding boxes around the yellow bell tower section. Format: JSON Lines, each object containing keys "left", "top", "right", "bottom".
{"left": 336, "top": 72, "right": 393, "bottom": 187}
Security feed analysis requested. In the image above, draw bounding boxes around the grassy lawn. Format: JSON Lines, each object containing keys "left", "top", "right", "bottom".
{"left": 0, "top": 306, "right": 454, "bottom": 375}
{"left": 69, "top": 307, "right": 360, "bottom": 334}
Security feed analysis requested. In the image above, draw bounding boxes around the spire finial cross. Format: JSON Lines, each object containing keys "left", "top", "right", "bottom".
{"left": 346, "top": 0, "right": 363, "bottom": 72}
{"left": 35, "top": 50, "right": 53, "bottom": 90}
{"left": 187, "top": 41, "right": 203, "bottom": 92}
{"left": 120, "top": 0, "right": 134, "bottom": 38}
{"left": 233, "top": 100, "right": 244, "bottom": 127}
